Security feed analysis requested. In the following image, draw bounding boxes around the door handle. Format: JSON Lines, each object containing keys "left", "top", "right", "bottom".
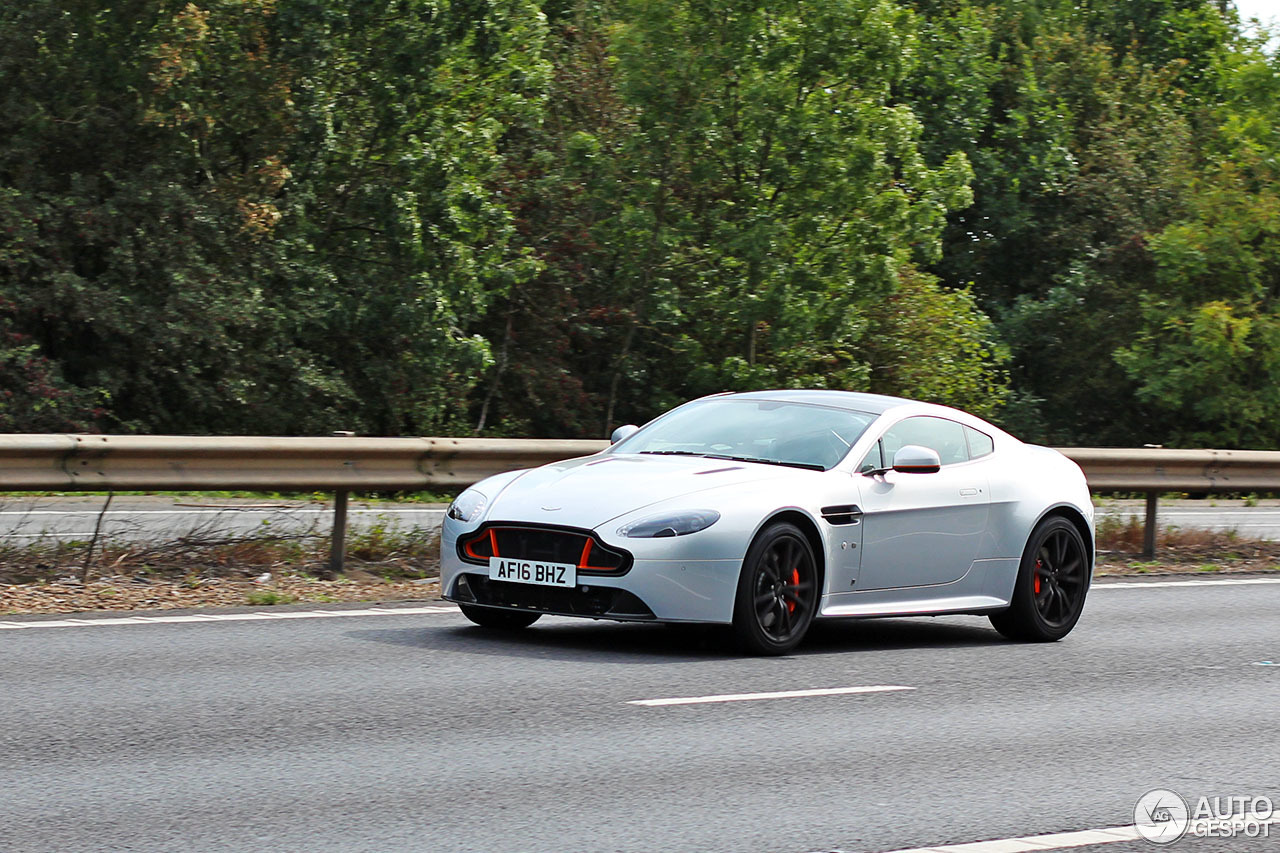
{"left": 959, "top": 488, "right": 979, "bottom": 496}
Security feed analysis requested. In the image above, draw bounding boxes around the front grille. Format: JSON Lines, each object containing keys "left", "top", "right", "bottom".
{"left": 495, "top": 527, "right": 582, "bottom": 564}
{"left": 457, "top": 523, "right": 631, "bottom": 575}
{"left": 450, "top": 573, "right": 655, "bottom": 620}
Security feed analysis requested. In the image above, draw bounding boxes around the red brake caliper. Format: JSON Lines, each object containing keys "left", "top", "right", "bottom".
{"left": 1034, "top": 559, "right": 1042, "bottom": 595}
{"left": 787, "top": 568, "right": 800, "bottom": 613}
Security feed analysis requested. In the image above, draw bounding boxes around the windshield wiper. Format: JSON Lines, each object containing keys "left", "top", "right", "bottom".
{"left": 704, "top": 454, "right": 826, "bottom": 471}
{"left": 636, "top": 450, "right": 825, "bottom": 471}
{"left": 637, "top": 450, "right": 708, "bottom": 457}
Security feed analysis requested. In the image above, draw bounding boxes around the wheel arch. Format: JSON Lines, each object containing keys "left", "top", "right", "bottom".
{"left": 754, "top": 509, "right": 827, "bottom": 593}
{"left": 1035, "top": 504, "right": 1095, "bottom": 572}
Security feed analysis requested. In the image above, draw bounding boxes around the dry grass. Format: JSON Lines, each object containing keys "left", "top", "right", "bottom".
{"left": 1094, "top": 515, "right": 1280, "bottom": 576}
{"left": 0, "top": 525, "right": 442, "bottom": 615}
{"left": 1095, "top": 515, "right": 1243, "bottom": 551}
{"left": 1, "top": 575, "right": 441, "bottom": 616}
{"left": 0, "top": 525, "right": 439, "bottom": 587}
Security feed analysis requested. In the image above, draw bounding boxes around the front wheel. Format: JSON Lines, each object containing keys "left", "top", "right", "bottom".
{"left": 990, "top": 516, "right": 1090, "bottom": 642}
{"left": 459, "top": 604, "right": 542, "bottom": 630}
{"left": 732, "top": 522, "right": 819, "bottom": 655}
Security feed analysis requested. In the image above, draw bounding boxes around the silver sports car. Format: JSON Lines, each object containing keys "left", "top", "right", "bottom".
{"left": 441, "top": 390, "right": 1093, "bottom": 654}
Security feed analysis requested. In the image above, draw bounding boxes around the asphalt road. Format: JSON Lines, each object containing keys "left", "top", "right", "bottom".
{"left": 4, "top": 496, "right": 1280, "bottom": 546}
{"left": 2, "top": 579, "right": 1278, "bottom": 852}
{"left": 1100, "top": 498, "right": 1280, "bottom": 540}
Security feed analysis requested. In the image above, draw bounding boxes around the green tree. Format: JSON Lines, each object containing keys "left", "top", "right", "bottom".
{"left": 476, "top": 0, "right": 1002, "bottom": 437}
{"left": 0, "top": 0, "right": 550, "bottom": 435}
{"left": 1116, "top": 46, "right": 1280, "bottom": 447}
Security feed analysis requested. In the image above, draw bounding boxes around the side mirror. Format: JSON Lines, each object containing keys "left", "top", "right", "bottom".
{"left": 892, "top": 444, "right": 941, "bottom": 474}
{"left": 610, "top": 424, "right": 639, "bottom": 444}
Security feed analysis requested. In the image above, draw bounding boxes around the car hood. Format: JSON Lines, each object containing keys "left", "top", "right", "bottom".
{"left": 485, "top": 453, "right": 809, "bottom": 530}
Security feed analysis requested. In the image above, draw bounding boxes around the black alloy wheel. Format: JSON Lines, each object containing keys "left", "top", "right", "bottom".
{"left": 459, "top": 604, "right": 542, "bottom": 629}
{"left": 990, "top": 516, "right": 1090, "bottom": 642}
{"left": 732, "top": 522, "right": 819, "bottom": 655}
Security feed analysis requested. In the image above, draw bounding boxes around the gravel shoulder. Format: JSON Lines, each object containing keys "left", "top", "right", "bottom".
{"left": 0, "top": 574, "right": 442, "bottom": 615}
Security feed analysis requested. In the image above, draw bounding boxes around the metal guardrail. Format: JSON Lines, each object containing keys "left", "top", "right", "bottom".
{"left": 1, "top": 436, "right": 1277, "bottom": 562}
{"left": 1057, "top": 448, "right": 1280, "bottom": 557}
{"left": 1058, "top": 448, "right": 1280, "bottom": 492}
{"left": 0, "top": 435, "right": 607, "bottom": 571}
{"left": 0, "top": 434, "right": 608, "bottom": 491}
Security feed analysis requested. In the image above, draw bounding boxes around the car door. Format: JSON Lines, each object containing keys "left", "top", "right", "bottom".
{"left": 853, "top": 416, "right": 991, "bottom": 591}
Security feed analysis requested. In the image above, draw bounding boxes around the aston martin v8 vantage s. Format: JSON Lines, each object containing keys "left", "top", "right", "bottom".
{"left": 441, "top": 390, "right": 1093, "bottom": 654}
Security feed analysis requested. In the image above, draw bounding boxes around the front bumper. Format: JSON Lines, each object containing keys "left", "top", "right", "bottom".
{"left": 441, "top": 523, "right": 741, "bottom": 624}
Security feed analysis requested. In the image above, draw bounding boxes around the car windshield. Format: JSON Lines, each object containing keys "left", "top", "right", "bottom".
{"left": 611, "top": 398, "right": 876, "bottom": 471}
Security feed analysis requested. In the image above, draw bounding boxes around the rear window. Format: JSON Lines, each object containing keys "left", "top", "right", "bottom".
{"left": 965, "top": 426, "right": 994, "bottom": 459}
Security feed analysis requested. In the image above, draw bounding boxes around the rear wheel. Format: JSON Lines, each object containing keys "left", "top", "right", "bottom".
{"left": 459, "top": 604, "right": 542, "bottom": 630}
{"left": 990, "top": 516, "right": 1089, "bottom": 642}
{"left": 732, "top": 522, "right": 818, "bottom": 655}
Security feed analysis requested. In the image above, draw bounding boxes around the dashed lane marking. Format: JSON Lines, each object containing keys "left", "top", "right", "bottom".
{"left": 628, "top": 685, "right": 915, "bottom": 706}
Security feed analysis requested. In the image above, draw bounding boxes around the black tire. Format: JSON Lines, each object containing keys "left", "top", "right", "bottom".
{"left": 990, "top": 516, "right": 1090, "bottom": 642}
{"left": 459, "top": 604, "right": 542, "bottom": 629}
{"left": 732, "top": 522, "right": 819, "bottom": 655}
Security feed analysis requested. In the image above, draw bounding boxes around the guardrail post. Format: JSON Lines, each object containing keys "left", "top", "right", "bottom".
{"left": 330, "top": 489, "right": 349, "bottom": 575}
{"left": 329, "top": 429, "right": 355, "bottom": 575}
{"left": 1142, "top": 491, "right": 1158, "bottom": 560}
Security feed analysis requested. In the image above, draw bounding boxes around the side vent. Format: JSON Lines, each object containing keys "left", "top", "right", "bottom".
{"left": 821, "top": 505, "right": 863, "bottom": 525}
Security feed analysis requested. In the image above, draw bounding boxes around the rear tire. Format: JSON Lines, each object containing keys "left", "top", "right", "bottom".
{"left": 459, "top": 604, "right": 542, "bottom": 629}
{"left": 990, "top": 516, "right": 1089, "bottom": 642}
{"left": 732, "top": 522, "right": 819, "bottom": 655}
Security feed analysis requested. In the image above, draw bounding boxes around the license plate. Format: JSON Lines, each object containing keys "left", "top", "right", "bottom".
{"left": 488, "top": 557, "right": 577, "bottom": 588}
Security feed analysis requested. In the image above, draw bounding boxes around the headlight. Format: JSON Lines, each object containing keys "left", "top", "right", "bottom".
{"left": 618, "top": 510, "right": 720, "bottom": 538}
{"left": 446, "top": 489, "right": 488, "bottom": 522}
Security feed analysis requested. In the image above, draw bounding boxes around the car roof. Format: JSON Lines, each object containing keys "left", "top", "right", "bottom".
{"left": 714, "top": 389, "right": 914, "bottom": 416}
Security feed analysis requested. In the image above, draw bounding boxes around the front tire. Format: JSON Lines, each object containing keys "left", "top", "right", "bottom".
{"left": 459, "top": 604, "right": 542, "bottom": 630}
{"left": 732, "top": 522, "right": 819, "bottom": 655}
{"left": 990, "top": 516, "right": 1090, "bottom": 642}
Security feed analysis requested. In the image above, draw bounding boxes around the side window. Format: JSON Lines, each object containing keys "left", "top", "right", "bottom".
{"left": 965, "top": 426, "right": 994, "bottom": 459}
{"left": 857, "top": 440, "right": 884, "bottom": 473}
{"left": 880, "top": 416, "right": 970, "bottom": 466}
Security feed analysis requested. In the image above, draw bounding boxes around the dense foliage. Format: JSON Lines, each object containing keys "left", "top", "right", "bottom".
{"left": 0, "top": 0, "right": 1276, "bottom": 447}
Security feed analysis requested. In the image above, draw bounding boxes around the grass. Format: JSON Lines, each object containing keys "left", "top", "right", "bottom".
{"left": 1094, "top": 514, "right": 1242, "bottom": 552}
{"left": 0, "top": 524, "right": 440, "bottom": 587}
{"left": 1093, "top": 511, "right": 1280, "bottom": 576}
{"left": 245, "top": 589, "right": 297, "bottom": 606}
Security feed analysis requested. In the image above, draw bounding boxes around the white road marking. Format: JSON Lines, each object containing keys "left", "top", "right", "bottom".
{"left": 627, "top": 685, "right": 914, "bottom": 707}
{"left": 3, "top": 575, "right": 1277, "bottom": 631}
{"left": 1095, "top": 577, "right": 1280, "bottom": 589}
{"left": 1106, "top": 509, "right": 1280, "bottom": 515}
{"left": 856, "top": 824, "right": 1143, "bottom": 853}
{"left": 867, "top": 815, "right": 1280, "bottom": 853}
{"left": 0, "top": 605, "right": 457, "bottom": 630}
